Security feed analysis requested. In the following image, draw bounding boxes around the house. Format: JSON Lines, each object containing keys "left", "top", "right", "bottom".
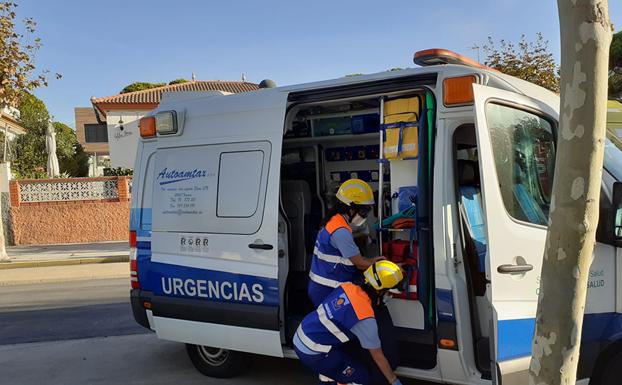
{"left": 74, "top": 107, "right": 110, "bottom": 176}
{"left": 0, "top": 106, "right": 26, "bottom": 167}
{"left": 79, "top": 80, "right": 258, "bottom": 173}
{"left": 0, "top": 106, "right": 26, "bottom": 141}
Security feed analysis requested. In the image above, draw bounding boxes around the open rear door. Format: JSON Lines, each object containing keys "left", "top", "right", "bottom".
{"left": 472, "top": 84, "right": 558, "bottom": 384}
{"left": 148, "top": 89, "right": 288, "bottom": 357}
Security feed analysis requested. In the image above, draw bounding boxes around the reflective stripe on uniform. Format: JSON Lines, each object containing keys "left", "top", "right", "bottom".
{"left": 313, "top": 247, "right": 354, "bottom": 266}
{"left": 317, "top": 304, "right": 349, "bottom": 343}
{"left": 296, "top": 326, "right": 332, "bottom": 353}
{"left": 309, "top": 271, "right": 345, "bottom": 288}
{"left": 377, "top": 265, "right": 401, "bottom": 282}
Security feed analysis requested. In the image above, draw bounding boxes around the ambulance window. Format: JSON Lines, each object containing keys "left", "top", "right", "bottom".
{"left": 217, "top": 150, "right": 265, "bottom": 217}
{"left": 486, "top": 103, "right": 555, "bottom": 225}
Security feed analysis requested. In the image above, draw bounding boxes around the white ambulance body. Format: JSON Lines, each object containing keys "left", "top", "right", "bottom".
{"left": 129, "top": 50, "right": 622, "bottom": 385}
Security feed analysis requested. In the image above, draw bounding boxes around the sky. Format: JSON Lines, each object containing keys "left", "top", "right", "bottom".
{"left": 16, "top": 0, "right": 622, "bottom": 127}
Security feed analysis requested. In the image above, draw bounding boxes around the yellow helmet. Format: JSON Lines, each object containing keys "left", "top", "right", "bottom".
{"left": 336, "top": 179, "right": 375, "bottom": 206}
{"left": 364, "top": 260, "right": 404, "bottom": 291}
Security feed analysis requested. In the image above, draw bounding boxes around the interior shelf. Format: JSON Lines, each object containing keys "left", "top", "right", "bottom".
{"left": 283, "top": 132, "right": 379, "bottom": 147}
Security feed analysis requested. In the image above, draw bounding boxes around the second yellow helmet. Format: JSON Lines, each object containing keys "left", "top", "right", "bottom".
{"left": 364, "top": 260, "right": 404, "bottom": 291}
{"left": 335, "top": 178, "right": 375, "bottom": 206}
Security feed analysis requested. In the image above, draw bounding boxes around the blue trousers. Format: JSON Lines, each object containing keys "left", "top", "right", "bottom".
{"left": 295, "top": 345, "right": 371, "bottom": 385}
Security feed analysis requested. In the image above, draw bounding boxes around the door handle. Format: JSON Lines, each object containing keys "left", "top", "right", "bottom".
{"left": 248, "top": 243, "right": 274, "bottom": 250}
{"left": 497, "top": 263, "right": 533, "bottom": 274}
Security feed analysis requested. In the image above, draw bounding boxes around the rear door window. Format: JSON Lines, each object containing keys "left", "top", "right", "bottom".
{"left": 217, "top": 151, "right": 265, "bottom": 218}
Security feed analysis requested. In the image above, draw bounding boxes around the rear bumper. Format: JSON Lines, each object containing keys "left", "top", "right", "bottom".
{"left": 130, "top": 289, "right": 279, "bottom": 331}
{"left": 130, "top": 289, "right": 152, "bottom": 329}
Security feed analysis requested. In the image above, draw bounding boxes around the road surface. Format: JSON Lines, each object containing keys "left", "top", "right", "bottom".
{"left": 0, "top": 277, "right": 430, "bottom": 385}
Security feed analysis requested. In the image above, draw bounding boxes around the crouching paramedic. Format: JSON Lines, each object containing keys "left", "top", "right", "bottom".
{"left": 309, "top": 178, "right": 384, "bottom": 307}
{"left": 294, "top": 260, "right": 404, "bottom": 385}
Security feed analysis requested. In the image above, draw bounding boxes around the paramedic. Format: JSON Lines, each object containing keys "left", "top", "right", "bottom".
{"left": 294, "top": 260, "right": 404, "bottom": 385}
{"left": 308, "top": 178, "right": 384, "bottom": 307}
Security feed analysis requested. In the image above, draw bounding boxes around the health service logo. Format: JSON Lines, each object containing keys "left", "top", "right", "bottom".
{"left": 157, "top": 167, "right": 207, "bottom": 185}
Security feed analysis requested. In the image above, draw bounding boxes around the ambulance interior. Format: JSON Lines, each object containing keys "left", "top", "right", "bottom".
{"left": 279, "top": 91, "right": 437, "bottom": 369}
{"left": 453, "top": 124, "right": 492, "bottom": 377}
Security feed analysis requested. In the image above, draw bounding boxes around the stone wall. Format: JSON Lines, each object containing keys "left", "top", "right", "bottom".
{"left": 9, "top": 176, "right": 131, "bottom": 245}
{"left": 10, "top": 200, "right": 130, "bottom": 245}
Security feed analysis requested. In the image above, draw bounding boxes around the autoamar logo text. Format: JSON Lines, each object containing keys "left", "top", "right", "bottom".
{"left": 157, "top": 167, "right": 207, "bottom": 185}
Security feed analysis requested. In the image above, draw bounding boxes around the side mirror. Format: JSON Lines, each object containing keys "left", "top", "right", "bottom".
{"left": 612, "top": 182, "right": 622, "bottom": 241}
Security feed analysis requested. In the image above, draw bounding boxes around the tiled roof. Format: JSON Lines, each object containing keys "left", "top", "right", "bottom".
{"left": 91, "top": 80, "right": 259, "bottom": 106}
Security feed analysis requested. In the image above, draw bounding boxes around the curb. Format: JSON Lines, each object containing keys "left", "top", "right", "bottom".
{"left": 0, "top": 255, "right": 130, "bottom": 270}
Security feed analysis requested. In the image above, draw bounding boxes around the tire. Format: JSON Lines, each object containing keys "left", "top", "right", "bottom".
{"left": 185, "top": 344, "right": 251, "bottom": 378}
{"left": 599, "top": 350, "right": 622, "bottom": 385}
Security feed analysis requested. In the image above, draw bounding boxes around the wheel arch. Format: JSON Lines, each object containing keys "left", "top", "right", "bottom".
{"left": 588, "top": 338, "right": 622, "bottom": 385}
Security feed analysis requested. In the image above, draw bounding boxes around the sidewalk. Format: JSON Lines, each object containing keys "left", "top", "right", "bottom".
{"left": 0, "top": 263, "right": 129, "bottom": 285}
{"left": 1, "top": 242, "right": 129, "bottom": 270}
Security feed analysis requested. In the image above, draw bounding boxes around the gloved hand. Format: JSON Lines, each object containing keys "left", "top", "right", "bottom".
{"left": 391, "top": 378, "right": 403, "bottom": 385}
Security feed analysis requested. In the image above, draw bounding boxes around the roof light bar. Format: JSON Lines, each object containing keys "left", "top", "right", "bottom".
{"left": 413, "top": 48, "right": 493, "bottom": 71}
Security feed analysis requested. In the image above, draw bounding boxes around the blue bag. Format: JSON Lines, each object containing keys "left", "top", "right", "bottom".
{"left": 396, "top": 186, "right": 418, "bottom": 212}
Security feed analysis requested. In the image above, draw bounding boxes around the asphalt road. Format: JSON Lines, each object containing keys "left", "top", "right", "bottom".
{"left": 0, "top": 278, "right": 315, "bottom": 385}
{"left": 0, "top": 278, "right": 145, "bottom": 345}
{"left": 0, "top": 277, "right": 430, "bottom": 385}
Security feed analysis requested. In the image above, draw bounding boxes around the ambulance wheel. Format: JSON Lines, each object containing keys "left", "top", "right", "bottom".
{"left": 185, "top": 344, "right": 250, "bottom": 378}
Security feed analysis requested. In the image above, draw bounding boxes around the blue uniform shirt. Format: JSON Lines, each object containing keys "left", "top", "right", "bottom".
{"left": 329, "top": 227, "right": 361, "bottom": 259}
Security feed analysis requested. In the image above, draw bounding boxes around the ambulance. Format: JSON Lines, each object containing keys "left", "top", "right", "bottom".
{"left": 607, "top": 99, "right": 622, "bottom": 148}
{"left": 129, "top": 49, "right": 622, "bottom": 385}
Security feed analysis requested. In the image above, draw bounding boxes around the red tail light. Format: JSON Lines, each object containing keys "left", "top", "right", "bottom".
{"left": 130, "top": 259, "right": 139, "bottom": 289}
{"left": 129, "top": 230, "right": 137, "bottom": 248}
{"left": 130, "top": 230, "right": 139, "bottom": 289}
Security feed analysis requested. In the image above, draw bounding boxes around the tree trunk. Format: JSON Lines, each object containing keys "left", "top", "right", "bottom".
{"left": 529, "top": 1, "right": 612, "bottom": 384}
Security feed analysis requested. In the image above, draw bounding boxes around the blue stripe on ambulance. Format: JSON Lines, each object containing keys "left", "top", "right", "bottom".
{"left": 130, "top": 208, "right": 152, "bottom": 238}
{"left": 145, "top": 262, "right": 279, "bottom": 306}
{"left": 130, "top": 208, "right": 153, "bottom": 288}
{"left": 136, "top": 240, "right": 151, "bottom": 286}
{"left": 498, "top": 313, "right": 622, "bottom": 361}
{"left": 436, "top": 289, "right": 456, "bottom": 322}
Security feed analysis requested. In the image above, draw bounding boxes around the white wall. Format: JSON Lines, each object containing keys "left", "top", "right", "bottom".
{"left": 106, "top": 110, "right": 150, "bottom": 168}
{"left": 88, "top": 154, "right": 110, "bottom": 177}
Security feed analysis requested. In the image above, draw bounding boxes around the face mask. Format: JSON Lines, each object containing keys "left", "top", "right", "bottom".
{"left": 349, "top": 214, "right": 367, "bottom": 228}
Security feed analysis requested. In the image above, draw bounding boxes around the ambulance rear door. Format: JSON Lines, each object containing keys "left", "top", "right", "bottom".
{"left": 472, "top": 84, "right": 558, "bottom": 384}
{"left": 148, "top": 89, "right": 288, "bottom": 357}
